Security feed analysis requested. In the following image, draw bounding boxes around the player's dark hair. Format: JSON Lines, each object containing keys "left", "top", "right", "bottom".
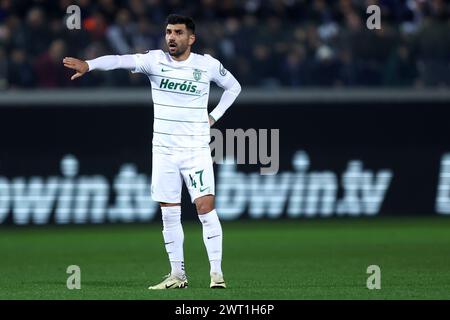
{"left": 166, "top": 14, "right": 195, "bottom": 34}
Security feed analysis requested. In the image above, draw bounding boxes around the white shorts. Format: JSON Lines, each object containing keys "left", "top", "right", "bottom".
{"left": 151, "top": 148, "right": 215, "bottom": 203}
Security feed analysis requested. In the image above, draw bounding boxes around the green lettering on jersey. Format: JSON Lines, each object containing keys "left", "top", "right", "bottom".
{"left": 160, "top": 78, "right": 170, "bottom": 89}
{"left": 159, "top": 78, "right": 200, "bottom": 94}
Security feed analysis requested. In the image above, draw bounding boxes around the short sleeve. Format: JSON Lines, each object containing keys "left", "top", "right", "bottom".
{"left": 131, "top": 50, "right": 160, "bottom": 75}
{"left": 205, "top": 54, "right": 233, "bottom": 88}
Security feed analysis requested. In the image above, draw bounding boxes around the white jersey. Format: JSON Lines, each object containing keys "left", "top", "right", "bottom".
{"left": 131, "top": 50, "right": 233, "bottom": 152}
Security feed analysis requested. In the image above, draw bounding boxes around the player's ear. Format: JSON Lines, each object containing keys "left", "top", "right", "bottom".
{"left": 189, "top": 33, "right": 195, "bottom": 46}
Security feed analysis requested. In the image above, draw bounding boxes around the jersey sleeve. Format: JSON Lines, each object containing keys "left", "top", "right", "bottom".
{"left": 205, "top": 54, "right": 234, "bottom": 88}
{"left": 86, "top": 55, "right": 137, "bottom": 71}
{"left": 131, "top": 50, "right": 160, "bottom": 75}
{"left": 205, "top": 54, "right": 242, "bottom": 122}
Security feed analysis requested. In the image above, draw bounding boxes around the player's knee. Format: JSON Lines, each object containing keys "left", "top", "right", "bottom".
{"left": 160, "top": 202, "right": 181, "bottom": 207}
{"left": 195, "top": 198, "right": 214, "bottom": 214}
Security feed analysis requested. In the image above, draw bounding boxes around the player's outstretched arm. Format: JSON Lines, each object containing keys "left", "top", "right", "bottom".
{"left": 62, "top": 54, "right": 138, "bottom": 80}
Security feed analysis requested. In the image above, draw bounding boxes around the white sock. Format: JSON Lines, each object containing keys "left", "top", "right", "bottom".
{"left": 198, "top": 209, "right": 223, "bottom": 275}
{"left": 161, "top": 206, "right": 185, "bottom": 277}
{"left": 170, "top": 261, "right": 185, "bottom": 277}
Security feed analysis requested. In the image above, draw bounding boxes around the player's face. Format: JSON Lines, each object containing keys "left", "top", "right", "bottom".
{"left": 165, "top": 24, "right": 195, "bottom": 57}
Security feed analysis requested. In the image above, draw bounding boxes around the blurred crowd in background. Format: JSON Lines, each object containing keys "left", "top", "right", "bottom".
{"left": 0, "top": 0, "right": 449, "bottom": 89}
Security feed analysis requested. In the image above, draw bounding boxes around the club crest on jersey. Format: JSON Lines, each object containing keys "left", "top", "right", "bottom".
{"left": 193, "top": 69, "right": 202, "bottom": 81}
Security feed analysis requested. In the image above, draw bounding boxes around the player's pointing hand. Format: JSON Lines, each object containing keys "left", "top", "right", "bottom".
{"left": 63, "top": 57, "right": 89, "bottom": 80}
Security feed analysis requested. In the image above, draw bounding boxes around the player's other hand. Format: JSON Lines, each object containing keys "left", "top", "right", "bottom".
{"left": 208, "top": 115, "right": 216, "bottom": 127}
{"left": 63, "top": 57, "right": 89, "bottom": 80}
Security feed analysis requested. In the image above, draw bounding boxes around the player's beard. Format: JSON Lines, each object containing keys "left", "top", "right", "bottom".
{"left": 168, "top": 42, "right": 188, "bottom": 57}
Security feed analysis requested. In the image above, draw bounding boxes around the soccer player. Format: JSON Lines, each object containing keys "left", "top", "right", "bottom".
{"left": 63, "top": 14, "right": 241, "bottom": 289}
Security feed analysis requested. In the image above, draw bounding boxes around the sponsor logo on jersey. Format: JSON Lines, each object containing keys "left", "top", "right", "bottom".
{"left": 219, "top": 63, "right": 227, "bottom": 76}
{"left": 160, "top": 78, "right": 199, "bottom": 93}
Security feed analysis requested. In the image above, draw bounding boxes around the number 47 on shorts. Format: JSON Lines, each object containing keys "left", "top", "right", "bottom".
{"left": 189, "top": 169, "right": 208, "bottom": 191}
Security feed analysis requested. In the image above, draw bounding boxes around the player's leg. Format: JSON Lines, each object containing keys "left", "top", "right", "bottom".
{"left": 181, "top": 150, "right": 226, "bottom": 288}
{"left": 148, "top": 152, "right": 187, "bottom": 289}
{"left": 160, "top": 202, "right": 186, "bottom": 277}
{"left": 194, "top": 195, "right": 226, "bottom": 288}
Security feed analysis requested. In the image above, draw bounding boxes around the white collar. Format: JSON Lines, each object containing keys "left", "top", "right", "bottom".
{"left": 167, "top": 51, "right": 193, "bottom": 64}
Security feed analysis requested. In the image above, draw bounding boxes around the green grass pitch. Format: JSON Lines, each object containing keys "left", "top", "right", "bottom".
{"left": 1, "top": 217, "right": 450, "bottom": 300}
